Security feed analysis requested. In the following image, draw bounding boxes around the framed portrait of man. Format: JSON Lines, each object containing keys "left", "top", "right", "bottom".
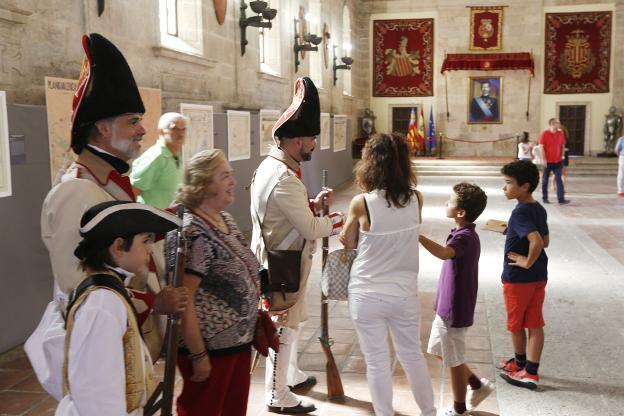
{"left": 467, "top": 76, "right": 502, "bottom": 124}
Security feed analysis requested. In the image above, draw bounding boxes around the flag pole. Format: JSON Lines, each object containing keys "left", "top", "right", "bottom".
{"left": 444, "top": 72, "right": 450, "bottom": 122}
{"left": 526, "top": 50, "right": 533, "bottom": 121}
{"left": 526, "top": 73, "right": 531, "bottom": 121}
{"left": 443, "top": 51, "right": 450, "bottom": 121}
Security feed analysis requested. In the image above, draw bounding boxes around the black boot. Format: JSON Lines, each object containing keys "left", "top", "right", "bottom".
{"left": 267, "top": 400, "right": 317, "bottom": 414}
{"left": 289, "top": 376, "right": 317, "bottom": 391}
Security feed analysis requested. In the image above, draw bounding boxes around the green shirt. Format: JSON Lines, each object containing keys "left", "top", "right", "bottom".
{"left": 130, "top": 139, "right": 183, "bottom": 209}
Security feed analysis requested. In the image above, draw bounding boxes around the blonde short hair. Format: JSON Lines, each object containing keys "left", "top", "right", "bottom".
{"left": 176, "top": 149, "right": 226, "bottom": 209}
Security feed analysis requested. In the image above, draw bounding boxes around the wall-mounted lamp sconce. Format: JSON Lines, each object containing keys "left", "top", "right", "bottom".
{"left": 293, "top": 12, "right": 322, "bottom": 72}
{"left": 239, "top": 0, "right": 277, "bottom": 56}
{"left": 333, "top": 44, "right": 353, "bottom": 85}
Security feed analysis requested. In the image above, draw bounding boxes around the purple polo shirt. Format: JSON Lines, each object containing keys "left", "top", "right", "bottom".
{"left": 434, "top": 223, "right": 480, "bottom": 328}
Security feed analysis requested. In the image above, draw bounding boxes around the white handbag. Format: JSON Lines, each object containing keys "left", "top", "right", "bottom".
{"left": 321, "top": 249, "right": 357, "bottom": 301}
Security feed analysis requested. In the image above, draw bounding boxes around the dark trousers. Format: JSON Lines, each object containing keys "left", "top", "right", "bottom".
{"left": 542, "top": 161, "right": 565, "bottom": 202}
{"left": 177, "top": 349, "right": 251, "bottom": 416}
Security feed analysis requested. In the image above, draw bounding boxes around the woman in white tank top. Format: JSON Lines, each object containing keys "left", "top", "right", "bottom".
{"left": 340, "top": 133, "right": 436, "bottom": 416}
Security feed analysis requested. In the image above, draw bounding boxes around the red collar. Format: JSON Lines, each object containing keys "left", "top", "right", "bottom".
{"left": 108, "top": 170, "right": 136, "bottom": 201}
{"left": 269, "top": 155, "right": 302, "bottom": 179}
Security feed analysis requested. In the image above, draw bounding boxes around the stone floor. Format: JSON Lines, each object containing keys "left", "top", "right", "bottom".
{"left": 1, "top": 172, "right": 623, "bottom": 416}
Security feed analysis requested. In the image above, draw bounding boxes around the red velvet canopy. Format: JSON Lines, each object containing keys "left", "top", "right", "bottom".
{"left": 441, "top": 52, "right": 534, "bottom": 75}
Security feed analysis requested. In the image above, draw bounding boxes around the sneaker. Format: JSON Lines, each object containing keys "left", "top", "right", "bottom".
{"left": 466, "top": 378, "right": 495, "bottom": 410}
{"left": 499, "top": 368, "right": 539, "bottom": 390}
{"left": 558, "top": 199, "right": 571, "bottom": 205}
{"left": 496, "top": 357, "right": 523, "bottom": 372}
{"left": 439, "top": 405, "right": 471, "bottom": 415}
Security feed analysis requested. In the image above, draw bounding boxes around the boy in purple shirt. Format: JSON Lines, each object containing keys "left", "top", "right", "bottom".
{"left": 420, "top": 183, "right": 493, "bottom": 416}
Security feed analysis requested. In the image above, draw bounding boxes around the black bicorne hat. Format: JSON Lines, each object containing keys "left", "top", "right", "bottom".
{"left": 70, "top": 33, "right": 145, "bottom": 154}
{"left": 272, "top": 77, "right": 320, "bottom": 143}
{"left": 74, "top": 201, "right": 180, "bottom": 260}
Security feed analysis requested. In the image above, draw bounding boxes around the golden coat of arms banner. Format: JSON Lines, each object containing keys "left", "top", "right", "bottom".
{"left": 544, "top": 11, "right": 612, "bottom": 94}
{"left": 373, "top": 19, "right": 434, "bottom": 97}
{"left": 469, "top": 7, "right": 503, "bottom": 51}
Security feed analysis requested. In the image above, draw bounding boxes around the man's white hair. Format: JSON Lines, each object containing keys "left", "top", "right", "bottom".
{"left": 158, "top": 112, "right": 189, "bottom": 132}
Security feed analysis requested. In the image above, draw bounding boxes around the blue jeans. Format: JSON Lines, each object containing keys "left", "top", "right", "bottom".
{"left": 542, "top": 161, "right": 565, "bottom": 202}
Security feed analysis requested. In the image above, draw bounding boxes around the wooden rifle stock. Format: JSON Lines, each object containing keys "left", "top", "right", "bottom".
{"left": 144, "top": 205, "right": 185, "bottom": 416}
{"left": 318, "top": 170, "right": 344, "bottom": 400}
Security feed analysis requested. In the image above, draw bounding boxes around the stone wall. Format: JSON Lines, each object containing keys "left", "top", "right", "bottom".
{"left": 1, "top": 0, "right": 619, "bottom": 156}
{"left": 362, "top": 0, "right": 622, "bottom": 156}
{"left": 0, "top": 0, "right": 366, "bottom": 122}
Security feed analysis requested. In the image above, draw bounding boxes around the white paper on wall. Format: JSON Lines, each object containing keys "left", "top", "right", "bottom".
{"left": 227, "top": 110, "right": 251, "bottom": 161}
{"left": 0, "top": 91, "right": 11, "bottom": 198}
{"left": 333, "top": 114, "right": 347, "bottom": 152}
{"left": 259, "top": 109, "right": 280, "bottom": 156}
{"left": 320, "top": 112, "right": 330, "bottom": 150}
{"left": 180, "top": 103, "right": 214, "bottom": 162}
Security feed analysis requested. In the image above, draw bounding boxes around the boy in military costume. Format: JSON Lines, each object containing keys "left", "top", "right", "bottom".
{"left": 56, "top": 201, "right": 180, "bottom": 415}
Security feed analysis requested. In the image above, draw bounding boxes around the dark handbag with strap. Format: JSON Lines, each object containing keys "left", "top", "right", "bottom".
{"left": 252, "top": 212, "right": 302, "bottom": 311}
{"left": 265, "top": 249, "right": 302, "bottom": 298}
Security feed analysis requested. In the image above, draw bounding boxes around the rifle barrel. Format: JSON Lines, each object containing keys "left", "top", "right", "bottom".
{"left": 144, "top": 205, "right": 185, "bottom": 416}
{"left": 318, "top": 169, "right": 344, "bottom": 400}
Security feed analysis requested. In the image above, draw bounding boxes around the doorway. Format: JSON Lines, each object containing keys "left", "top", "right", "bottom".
{"left": 390, "top": 105, "right": 421, "bottom": 136}
{"left": 558, "top": 105, "right": 586, "bottom": 156}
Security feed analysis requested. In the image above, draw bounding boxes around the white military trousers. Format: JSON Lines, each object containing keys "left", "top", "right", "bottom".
{"left": 265, "top": 325, "right": 308, "bottom": 407}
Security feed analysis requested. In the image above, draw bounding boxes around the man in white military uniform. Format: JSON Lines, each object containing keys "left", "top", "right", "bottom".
{"left": 38, "top": 34, "right": 186, "bottom": 364}
{"left": 250, "top": 77, "right": 344, "bottom": 414}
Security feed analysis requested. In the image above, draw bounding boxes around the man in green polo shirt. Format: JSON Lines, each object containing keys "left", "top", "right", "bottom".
{"left": 130, "top": 112, "right": 187, "bottom": 209}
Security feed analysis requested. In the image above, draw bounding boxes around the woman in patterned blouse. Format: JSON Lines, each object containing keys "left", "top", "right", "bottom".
{"left": 169, "top": 149, "right": 261, "bottom": 416}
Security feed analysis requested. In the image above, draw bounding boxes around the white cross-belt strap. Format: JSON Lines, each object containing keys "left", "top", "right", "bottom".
{"left": 251, "top": 160, "right": 302, "bottom": 251}
{"left": 276, "top": 228, "right": 300, "bottom": 250}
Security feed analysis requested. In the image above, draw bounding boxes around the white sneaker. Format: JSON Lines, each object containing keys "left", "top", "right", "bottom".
{"left": 466, "top": 378, "right": 495, "bottom": 410}
{"left": 438, "top": 406, "right": 471, "bottom": 415}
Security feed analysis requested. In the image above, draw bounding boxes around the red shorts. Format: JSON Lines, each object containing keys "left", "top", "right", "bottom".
{"left": 503, "top": 281, "right": 546, "bottom": 332}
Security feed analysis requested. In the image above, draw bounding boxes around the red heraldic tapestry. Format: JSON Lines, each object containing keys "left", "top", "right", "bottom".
{"left": 469, "top": 7, "right": 504, "bottom": 51}
{"left": 373, "top": 19, "right": 434, "bottom": 97}
{"left": 544, "top": 11, "right": 612, "bottom": 94}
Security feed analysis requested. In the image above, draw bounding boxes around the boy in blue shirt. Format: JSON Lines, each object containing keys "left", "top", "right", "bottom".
{"left": 498, "top": 160, "right": 549, "bottom": 390}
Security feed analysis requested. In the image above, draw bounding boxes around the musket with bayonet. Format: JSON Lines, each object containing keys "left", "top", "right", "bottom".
{"left": 143, "top": 204, "right": 186, "bottom": 416}
{"left": 318, "top": 169, "right": 344, "bottom": 400}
